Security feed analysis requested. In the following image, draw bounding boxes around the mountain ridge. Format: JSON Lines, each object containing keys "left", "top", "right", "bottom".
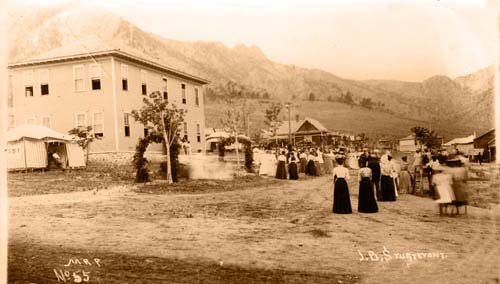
{"left": 8, "top": 4, "right": 494, "bottom": 139}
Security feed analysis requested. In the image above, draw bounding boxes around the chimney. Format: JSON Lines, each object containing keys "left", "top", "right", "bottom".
{"left": 295, "top": 114, "right": 299, "bottom": 122}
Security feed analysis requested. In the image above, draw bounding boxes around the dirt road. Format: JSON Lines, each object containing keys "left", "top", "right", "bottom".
{"left": 8, "top": 174, "right": 500, "bottom": 283}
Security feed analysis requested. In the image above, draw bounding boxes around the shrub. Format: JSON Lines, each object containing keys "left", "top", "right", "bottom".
{"left": 133, "top": 138, "right": 150, "bottom": 183}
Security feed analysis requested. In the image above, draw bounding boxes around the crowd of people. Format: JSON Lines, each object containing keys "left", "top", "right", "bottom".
{"left": 252, "top": 145, "right": 469, "bottom": 215}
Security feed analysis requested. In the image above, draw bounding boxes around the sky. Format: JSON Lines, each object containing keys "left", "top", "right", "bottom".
{"left": 10, "top": 0, "right": 500, "bottom": 81}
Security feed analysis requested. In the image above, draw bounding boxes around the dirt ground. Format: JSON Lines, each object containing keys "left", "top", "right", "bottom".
{"left": 8, "top": 169, "right": 500, "bottom": 284}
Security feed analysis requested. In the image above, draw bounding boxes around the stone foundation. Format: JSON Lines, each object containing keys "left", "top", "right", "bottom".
{"left": 88, "top": 152, "right": 167, "bottom": 166}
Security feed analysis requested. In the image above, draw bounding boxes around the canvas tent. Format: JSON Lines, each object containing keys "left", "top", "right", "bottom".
{"left": 6, "top": 124, "right": 86, "bottom": 170}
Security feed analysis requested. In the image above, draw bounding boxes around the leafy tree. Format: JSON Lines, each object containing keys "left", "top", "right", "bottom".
{"left": 360, "top": 97, "right": 374, "bottom": 109}
{"left": 410, "top": 126, "right": 441, "bottom": 150}
{"left": 308, "top": 92, "right": 315, "bottom": 101}
{"left": 264, "top": 102, "right": 283, "bottom": 145}
{"left": 219, "top": 82, "right": 248, "bottom": 168}
{"left": 68, "top": 126, "right": 94, "bottom": 164}
{"left": 262, "top": 92, "right": 271, "bottom": 100}
{"left": 131, "top": 91, "right": 186, "bottom": 184}
{"left": 340, "top": 91, "right": 355, "bottom": 105}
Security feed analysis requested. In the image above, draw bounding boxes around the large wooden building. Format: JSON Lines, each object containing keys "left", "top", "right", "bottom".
{"left": 8, "top": 46, "right": 209, "bottom": 154}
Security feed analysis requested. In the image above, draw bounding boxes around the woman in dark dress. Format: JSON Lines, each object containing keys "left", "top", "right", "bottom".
{"left": 358, "top": 161, "right": 378, "bottom": 213}
{"left": 380, "top": 155, "right": 396, "bottom": 201}
{"left": 332, "top": 158, "right": 352, "bottom": 214}
{"left": 275, "top": 151, "right": 287, "bottom": 179}
{"left": 368, "top": 154, "right": 382, "bottom": 201}
{"left": 289, "top": 151, "right": 299, "bottom": 180}
{"left": 306, "top": 150, "right": 316, "bottom": 176}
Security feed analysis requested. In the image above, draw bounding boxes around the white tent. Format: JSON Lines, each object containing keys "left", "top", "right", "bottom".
{"left": 6, "top": 124, "right": 86, "bottom": 170}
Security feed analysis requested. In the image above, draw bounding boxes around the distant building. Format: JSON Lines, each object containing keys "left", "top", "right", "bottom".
{"left": 473, "top": 129, "right": 495, "bottom": 162}
{"left": 443, "top": 134, "right": 476, "bottom": 155}
{"left": 8, "top": 47, "right": 209, "bottom": 154}
{"left": 272, "top": 117, "right": 331, "bottom": 146}
{"left": 376, "top": 138, "right": 394, "bottom": 151}
{"left": 398, "top": 134, "right": 418, "bottom": 152}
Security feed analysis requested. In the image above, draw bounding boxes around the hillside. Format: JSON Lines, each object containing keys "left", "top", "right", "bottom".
{"left": 7, "top": 4, "right": 494, "bottom": 139}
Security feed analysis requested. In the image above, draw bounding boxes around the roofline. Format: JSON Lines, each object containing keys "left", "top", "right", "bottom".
{"left": 8, "top": 49, "right": 210, "bottom": 85}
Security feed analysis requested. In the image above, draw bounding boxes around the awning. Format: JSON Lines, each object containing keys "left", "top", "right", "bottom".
{"left": 6, "top": 124, "right": 79, "bottom": 142}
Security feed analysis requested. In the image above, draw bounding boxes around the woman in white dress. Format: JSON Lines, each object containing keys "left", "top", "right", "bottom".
{"left": 259, "top": 150, "right": 277, "bottom": 177}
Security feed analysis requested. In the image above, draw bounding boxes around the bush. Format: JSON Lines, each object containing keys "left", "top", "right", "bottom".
{"left": 244, "top": 143, "right": 254, "bottom": 173}
{"left": 133, "top": 138, "right": 150, "bottom": 183}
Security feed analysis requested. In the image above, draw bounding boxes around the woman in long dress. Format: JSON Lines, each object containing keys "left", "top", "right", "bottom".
{"left": 380, "top": 155, "right": 396, "bottom": 201}
{"left": 275, "top": 151, "right": 287, "bottom": 179}
{"left": 288, "top": 151, "right": 299, "bottom": 180}
{"left": 316, "top": 149, "right": 324, "bottom": 175}
{"left": 399, "top": 156, "right": 411, "bottom": 194}
{"left": 299, "top": 150, "right": 308, "bottom": 173}
{"left": 358, "top": 161, "right": 378, "bottom": 213}
{"left": 348, "top": 152, "right": 360, "bottom": 170}
{"left": 332, "top": 158, "right": 352, "bottom": 214}
{"left": 306, "top": 150, "right": 317, "bottom": 176}
{"left": 368, "top": 154, "right": 381, "bottom": 200}
{"left": 259, "top": 150, "right": 277, "bottom": 177}
{"left": 322, "top": 150, "right": 334, "bottom": 175}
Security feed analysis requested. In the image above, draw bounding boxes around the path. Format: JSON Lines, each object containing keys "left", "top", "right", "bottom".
{"left": 9, "top": 174, "right": 500, "bottom": 283}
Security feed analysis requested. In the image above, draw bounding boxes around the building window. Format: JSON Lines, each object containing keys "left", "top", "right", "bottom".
{"left": 196, "top": 123, "right": 201, "bottom": 142}
{"left": 183, "top": 122, "right": 188, "bottom": 140}
{"left": 121, "top": 64, "right": 128, "bottom": 91}
{"left": 41, "top": 116, "right": 51, "bottom": 128}
{"left": 26, "top": 117, "right": 36, "bottom": 125}
{"left": 25, "top": 86, "right": 34, "bottom": 97}
{"left": 90, "top": 64, "right": 101, "bottom": 90}
{"left": 162, "top": 77, "right": 168, "bottom": 101}
{"left": 75, "top": 113, "right": 87, "bottom": 128}
{"left": 181, "top": 83, "right": 186, "bottom": 104}
{"left": 8, "top": 115, "right": 15, "bottom": 129}
{"left": 74, "top": 65, "right": 85, "bottom": 92}
{"left": 195, "top": 87, "right": 199, "bottom": 106}
{"left": 124, "top": 113, "right": 130, "bottom": 137}
{"left": 141, "top": 70, "right": 147, "bottom": 95}
{"left": 40, "top": 69, "right": 50, "bottom": 95}
{"left": 24, "top": 70, "right": 34, "bottom": 97}
{"left": 93, "top": 112, "right": 104, "bottom": 138}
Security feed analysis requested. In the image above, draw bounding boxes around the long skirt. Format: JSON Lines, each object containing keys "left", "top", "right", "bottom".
{"left": 306, "top": 160, "right": 316, "bottom": 176}
{"left": 299, "top": 158, "right": 307, "bottom": 173}
{"left": 380, "top": 175, "right": 396, "bottom": 201}
{"left": 333, "top": 178, "right": 352, "bottom": 214}
{"left": 358, "top": 177, "right": 378, "bottom": 213}
{"left": 323, "top": 155, "right": 333, "bottom": 174}
{"left": 399, "top": 170, "right": 411, "bottom": 194}
{"left": 314, "top": 161, "right": 322, "bottom": 176}
{"left": 275, "top": 161, "right": 287, "bottom": 179}
{"left": 289, "top": 162, "right": 299, "bottom": 180}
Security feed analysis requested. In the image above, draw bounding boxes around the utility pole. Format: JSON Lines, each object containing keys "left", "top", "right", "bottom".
{"left": 285, "top": 102, "right": 291, "bottom": 146}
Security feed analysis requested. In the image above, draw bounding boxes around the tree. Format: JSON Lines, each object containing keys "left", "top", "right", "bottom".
{"left": 308, "top": 92, "right": 315, "bottom": 101}
{"left": 131, "top": 91, "right": 186, "bottom": 184}
{"left": 340, "top": 91, "right": 355, "bottom": 105}
{"left": 360, "top": 97, "right": 374, "bottom": 109}
{"left": 68, "top": 126, "right": 94, "bottom": 164}
{"left": 264, "top": 102, "right": 283, "bottom": 146}
{"left": 410, "top": 126, "right": 440, "bottom": 150}
{"left": 218, "top": 82, "right": 247, "bottom": 168}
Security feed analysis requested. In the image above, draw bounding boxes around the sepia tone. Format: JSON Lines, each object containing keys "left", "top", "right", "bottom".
{"left": 2, "top": 1, "right": 500, "bottom": 284}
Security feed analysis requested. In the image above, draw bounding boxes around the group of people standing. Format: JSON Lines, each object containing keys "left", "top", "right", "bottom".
{"left": 254, "top": 145, "right": 465, "bottom": 216}
{"left": 332, "top": 150, "right": 406, "bottom": 214}
{"left": 253, "top": 147, "right": 348, "bottom": 180}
